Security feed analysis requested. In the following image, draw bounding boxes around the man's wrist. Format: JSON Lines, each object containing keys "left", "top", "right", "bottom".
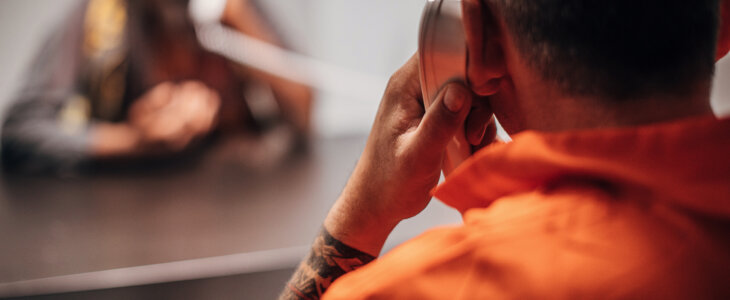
{"left": 279, "top": 227, "right": 376, "bottom": 300}
{"left": 324, "top": 188, "right": 401, "bottom": 257}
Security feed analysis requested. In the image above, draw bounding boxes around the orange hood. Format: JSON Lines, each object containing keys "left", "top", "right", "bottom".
{"left": 434, "top": 115, "right": 730, "bottom": 218}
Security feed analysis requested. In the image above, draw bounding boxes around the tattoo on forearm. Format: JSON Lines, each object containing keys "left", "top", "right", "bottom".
{"left": 279, "top": 228, "right": 376, "bottom": 300}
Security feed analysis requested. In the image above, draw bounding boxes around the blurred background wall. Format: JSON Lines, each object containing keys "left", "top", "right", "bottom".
{"left": 0, "top": 0, "right": 81, "bottom": 131}
{"left": 0, "top": 0, "right": 729, "bottom": 139}
{"left": 0, "top": 0, "right": 425, "bottom": 139}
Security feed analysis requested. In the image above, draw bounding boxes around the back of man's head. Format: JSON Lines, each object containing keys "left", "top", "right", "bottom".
{"left": 491, "top": 0, "right": 720, "bottom": 101}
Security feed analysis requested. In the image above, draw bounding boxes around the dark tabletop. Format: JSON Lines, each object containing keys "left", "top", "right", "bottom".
{"left": 0, "top": 135, "right": 461, "bottom": 297}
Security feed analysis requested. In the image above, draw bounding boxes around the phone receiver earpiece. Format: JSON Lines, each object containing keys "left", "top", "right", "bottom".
{"left": 418, "top": 0, "right": 472, "bottom": 176}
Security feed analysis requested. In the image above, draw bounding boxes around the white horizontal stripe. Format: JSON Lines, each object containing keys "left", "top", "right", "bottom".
{"left": 189, "top": 0, "right": 227, "bottom": 24}
{"left": 196, "top": 24, "right": 388, "bottom": 103}
{"left": 0, "top": 245, "right": 308, "bottom": 298}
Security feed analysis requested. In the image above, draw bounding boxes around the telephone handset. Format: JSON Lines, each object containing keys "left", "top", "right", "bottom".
{"left": 418, "top": 0, "right": 471, "bottom": 176}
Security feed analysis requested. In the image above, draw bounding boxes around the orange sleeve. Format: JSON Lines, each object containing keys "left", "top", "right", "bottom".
{"left": 323, "top": 226, "right": 487, "bottom": 300}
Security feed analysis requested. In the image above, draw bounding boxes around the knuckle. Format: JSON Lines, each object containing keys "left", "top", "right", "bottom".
{"left": 386, "top": 71, "right": 404, "bottom": 92}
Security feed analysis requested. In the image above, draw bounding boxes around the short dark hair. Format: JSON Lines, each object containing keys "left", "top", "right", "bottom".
{"left": 492, "top": 0, "right": 720, "bottom": 101}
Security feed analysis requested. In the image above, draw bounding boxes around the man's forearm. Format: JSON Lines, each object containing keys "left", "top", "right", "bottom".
{"left": 279, "top": 228, "right": 375, "bottom": 300}
{"left": 279, "top": 166, "right": 401, "bottom": 300}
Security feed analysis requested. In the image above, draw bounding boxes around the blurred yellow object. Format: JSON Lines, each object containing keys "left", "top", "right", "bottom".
{"left": 83, "top": 0, "right": 129, "bottom": 120}
{"left": 58, "top": 95, "right": 91, "bottom": 135}
{"left": 84, "top": 0, "right": 126, "bottom": 58}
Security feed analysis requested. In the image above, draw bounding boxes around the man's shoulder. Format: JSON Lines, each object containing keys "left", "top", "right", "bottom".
{"left": 325, "top": 185, "right": 711, "bottom": 299}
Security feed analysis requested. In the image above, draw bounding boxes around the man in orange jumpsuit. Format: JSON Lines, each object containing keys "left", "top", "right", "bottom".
{"left": 281, "top": 0, "right": 730, "bottom": 299}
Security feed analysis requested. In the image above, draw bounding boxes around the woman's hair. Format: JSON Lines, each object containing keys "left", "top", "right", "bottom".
{"left": 126, "top": 0, "right": 196, "bottom": 41}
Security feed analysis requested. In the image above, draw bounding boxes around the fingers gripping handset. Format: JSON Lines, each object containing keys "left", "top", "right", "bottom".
{"left": 418, "top": 0, "right": 474, "bottom": 175}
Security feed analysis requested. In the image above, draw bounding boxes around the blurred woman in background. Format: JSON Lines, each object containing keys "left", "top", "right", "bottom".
{"left": 1, "top": 0, "right": 312, "bottom": 174}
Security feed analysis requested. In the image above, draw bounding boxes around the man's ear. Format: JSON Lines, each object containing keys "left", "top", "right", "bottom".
{"left": 462, "top": 0, "right": 506, "bottom": 96}
{"left": 718, "top": 0, "right": 730, "bottom": 61}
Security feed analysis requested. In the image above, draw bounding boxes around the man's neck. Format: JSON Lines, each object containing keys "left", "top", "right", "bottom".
{"left": 523, "top": 86, "right": 715, "bottom": 132}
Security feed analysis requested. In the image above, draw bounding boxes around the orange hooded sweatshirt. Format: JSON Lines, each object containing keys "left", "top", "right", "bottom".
{"left": 324, "top": 115, "right": 730, "bottom": 299}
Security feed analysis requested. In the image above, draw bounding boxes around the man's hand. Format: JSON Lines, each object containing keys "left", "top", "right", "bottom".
{"left": 326, "top": 55, "right": 494, "bottom": 256}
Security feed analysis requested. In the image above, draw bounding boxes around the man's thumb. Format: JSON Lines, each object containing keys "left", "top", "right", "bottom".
{"left": 416, "top": 82, "right": 472, "bottom": 149}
